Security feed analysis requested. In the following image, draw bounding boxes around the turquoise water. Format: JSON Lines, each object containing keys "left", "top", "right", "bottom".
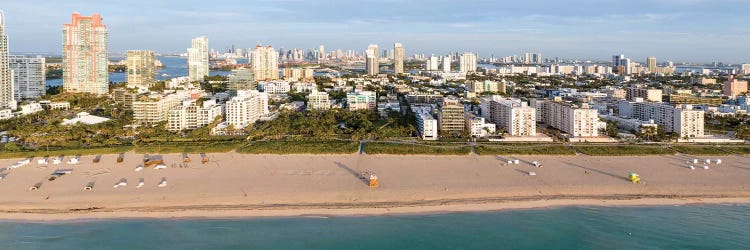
{"left": 0, "top": 205, "right": 748, "bottom": 249}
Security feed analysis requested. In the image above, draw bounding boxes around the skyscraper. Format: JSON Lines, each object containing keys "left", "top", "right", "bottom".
{"left": 126, "top": 50, "right": 156, "bottom": 88}
{"left": 318, "top": 45, "right": 325, "bottom": 63}
{"left": 0, "top": 10, "right": 13, "bottom": 109}
{"left": 252, "top": 45, "right": 279, "bottom": 80}
{"left": 612, "top": 54, "right": 625, "bottom": 72}
{"left": 188, "top": 36, "right": 209, "bottom": 82}
{"left": 442, "top": 55, "right": 451, "bottom": 73}
{"left": 394, "top": 43, "right": 404, "bottom": 75}
{"left": 647, "top": 56, "right": 657, "bottom": 73}
{"left": 63, "top": 13, "right": 108, "bottom": 95}
{"left": 459, "top": 52, "right": 477, "bottom": 73}
{"left": 10, "top": 55, "right": 45, "bottom": 100}
{"left": 366, "top": 44, "right": 379, "bottom": 76}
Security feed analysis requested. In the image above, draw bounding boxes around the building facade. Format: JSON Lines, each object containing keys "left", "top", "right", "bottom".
{"left": 227, "top": 68, "right": 256, "bottom": 91}
{"left": 63, "top": 13, "right": 108, "bottom": 95}
{"left": 225, "top": 90, "right": 269, "bottom": 128}
{"left": 481, "top": 96, "right": 536, "bottom": 136}
{"left": 437, "top": 98, "right": 465, "bottom": 135}
{"left": 307, "top": 90, "right": 331, "bottom": 110}
{"left": 347, "top": 91, "right": 377, "bottom": 111}
{"left": 0, "top": 10, "right": 12, "bottom": 109}
{"left": 541, "top": 101, "right": 601, "bottom": 137}
{"left": 722, "top": 76, "right": 748, "bottom": 98}
{"left": 188, "top": 36, "right": 209, "bottom": 82}
{"left": 167, "top": 99, "right": 223, "bottom": 132}
{"left": 252, "top": 45, "right": 279, "bottom": 80}
{"left": 9, "top": 55, "right": 45, "bottom": 100}
{"left": 459, "top": 52, "right": 477, "bottom": 73}
{"left": 393, "top": 43, "right": 404, "bottom": 74}
{"left": 126, "top": 50, "right": 156, "bottom": 88}
{"left": 626, "top": 87, "right": 662, "bottom": 102}
{"left": 621, "top": 100, "right": 705, "bottom": 138}
{"left": 132, "top": 94, "right": 188, "bottom": 125}
{"left": 414, "top": 107, "right": 438, "bottom": 140}
{"left": 366, "top": 44, "right": 379, "bottom": 76}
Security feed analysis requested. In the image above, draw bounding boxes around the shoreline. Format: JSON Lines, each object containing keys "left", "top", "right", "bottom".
{"left": 1, "top": 195, "right": 748, "bottom": 222}
{"left": 2, "top": 152, "right": 749, "bottom": 221}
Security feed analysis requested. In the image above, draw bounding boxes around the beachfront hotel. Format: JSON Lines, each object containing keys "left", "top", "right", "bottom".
{"left": 225, "top": 90, "right": 269, "bottom": 128}
{"left": 62, "top": 13, "right": 109, "bottom": 95}
{"left": 540, "top": 99, "right": 603, "bottom": 137}
{"left": 132, "top": 93, "right": 189, "bottom": 125}
{"left": 251, "top": 45, "right": 279, "bottom": 81}
{"left": 126, "top": 50, "right": 157, "bottom": 88}
{"left": 437, "top": 98, "right": 466, "bottom": 136}
{"left": 9, "top": 56, "right": 45, "bottom": 100}
{"left": 619, "top": 99, "right": 705, "bottom": 138}
{"left": 167, "top": 99, "right": 224, "bottom": 132}
{"left": 480, "top": 96, "right": 536, "bottom": 136}
{"left": 188, "top": 36, "right": 209, "bottom": 82}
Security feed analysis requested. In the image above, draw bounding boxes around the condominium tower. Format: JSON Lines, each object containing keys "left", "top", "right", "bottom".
{"left": 9, "top": 55, "right": 46, "bottom": 100}
{"left": 188, "top": 36, "right": 209, "bottom": 82}
{"left": 459, "top": 52, "right": 477, "bottom": 73}
{"left": 252, "top": 45, "right": 279, "bottom": 80}
{"left": 394, "top": 43, "right": 404, "bottom": 74}
{"left": 126, "top": 50, "right": 156, "bottom": 88}
{"left": 366, "top": 44, "right": 379, "bottom": 76}
{"left": 62, "top": 13, "right": 109, "bottom": 95}
{"left": 481, "top": 96, "right": 537, "bottom": 136}
{"left": 0, "top": 10, "right": 13, "bottom": 109}
{"left": 437, "top": 98, "right": 466, "bottom": 136}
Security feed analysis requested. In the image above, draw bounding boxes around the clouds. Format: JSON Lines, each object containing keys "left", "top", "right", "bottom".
{"left": 1, "top": 0, "right": 747, "bottom": 62}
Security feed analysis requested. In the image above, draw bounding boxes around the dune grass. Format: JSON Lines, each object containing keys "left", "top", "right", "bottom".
{"left": 237, "top": 140, "right": 359, "bottom": 154}
{"left": 364, "top": 142, "right": 471, "bottom": 155}
{"left": 476, "top": 144, "right": 576, "bottom": 155}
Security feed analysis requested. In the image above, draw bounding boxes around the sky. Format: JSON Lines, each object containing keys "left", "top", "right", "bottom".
{"left": 1, "top": 0, "right": 749, "bottom": 63}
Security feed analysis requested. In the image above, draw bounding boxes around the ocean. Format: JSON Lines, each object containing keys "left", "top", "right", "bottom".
{"left": 46, "top": 56, "right": 239, "bottom": 87}
{"left": 0, "top": 204, "right": 748, "bottom": 249}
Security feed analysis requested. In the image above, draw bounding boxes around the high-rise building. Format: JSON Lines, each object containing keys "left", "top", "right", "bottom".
{"left": 742, "top": 64, "right": 750, "bottom": 74}
{"left": 647, "top": 56, "right": 657, "bottom": 73}
{"left": 9, "top": 55, "right": 45, "bottom": 100}
{"left": 252, "top": 45, "right": 279, "bottom": 80}
{"left": 188, "top": 36, "right": 209, "bottom": 82}
{"left": 63, "top": 13, "right": 109, "bottom": 95}
{"left": 626, "top": 87, "right": 663, "bottom": 102}
{"left": 225, "top": 90, "right": 269, "bottom": 128}
{"left": 459, "top": 52, "right": 477, "bottom": 73}
{"left": 612, "top": 54, "right": 625, "bottom": 68}
{"left": 426, "top": 56, "right": 439, "bottom": 71}
{"left": 318, "top": 45, "right": 325, "bottom": 63}
{"left": 619, "top": 100, "right": 704, "bottom": 138}
{"left": 480, "top": 96, "right": 536, "bottom": 136}
{"left": 0, "top": 10, "right": 12, "bottom": 109}
{"left": 414, "top": 107, "right": 438, "bottom": 140}
{"left": 437, "top": 98, "right": 466, "bottom": 136}
{"left": 394, "top": 43, "right": 404, "bottom": 74}
{"left": 442, "top": 56, "right": 451, "bottom": 73}
{"left": 167, "top": 99, "right": 223, "bottom": 132}
{"left": 227, "top": 68, "right": 256, "bottom": 91}
{"left": 366, "top": 44, "right": 379, "bottom": 76}
{"left": 126, "top": 50, "right": 156, "bottom": 88}
{"left": 540, "top": 100, "right": 601, "bottom": 137}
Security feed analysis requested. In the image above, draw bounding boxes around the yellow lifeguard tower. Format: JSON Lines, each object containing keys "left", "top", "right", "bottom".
{"left": 368, "top": 173, "right": 379, "bottom": 188}
{"left": 628, "top": 172, "right": 641, "bottom": 184}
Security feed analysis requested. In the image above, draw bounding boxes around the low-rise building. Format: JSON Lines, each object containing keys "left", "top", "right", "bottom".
{"left": 465, "top": 113, "right": 496, "bottom": 138}
{"left": 619, "top": 100, "right": 704, "bottom": 138}
{"left": 347, "top": 91, "right": 377, "bottom": 111}
{"left": 626, "top": 87, "right": 662, "bottom": 102}
{"left": 167, "top": 99, "right": 224, "bottom": 132}
{"left": 414, "top": 106, "right": 438, "bottom": 140}
{"left": 225, "top": 90, "right": 269, "bottom": 128}
{"left": 307, "top": 90, "right": 332, "bottom": 110}
{"left": 132, "top": 93, "right": 189, "bottom": 125}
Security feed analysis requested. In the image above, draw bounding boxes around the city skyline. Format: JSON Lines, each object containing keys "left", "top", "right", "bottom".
{"left": 0, "top": 0, "right": 749, "bottom": 63}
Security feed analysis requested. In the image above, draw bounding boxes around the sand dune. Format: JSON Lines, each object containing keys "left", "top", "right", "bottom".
{"left": 0, "top": 152, "right": 748, "bottom": 220}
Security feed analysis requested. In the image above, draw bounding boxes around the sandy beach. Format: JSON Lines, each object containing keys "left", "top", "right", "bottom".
{"left": 0, "top": 152, "right": 749, "bottom": 221}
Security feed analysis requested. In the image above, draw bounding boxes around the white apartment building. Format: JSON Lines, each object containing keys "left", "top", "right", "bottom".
{"left": 414, "top": 107, "right": 438, "bottom": 140}
{"left": 459, "top": 52, "right": 477, "bottom": 73}
{"left": 132, "top": 93, "right": 190, "bottom": 125}
{"left": 9, "top": 55, "right": 45, "bottom": 100}
{"left": 252, "top": 45, "right": 279, "bottom": 80}
{"left": 366, "top": 44, "right": 379, "bottom": 76}
{"left": 619, "top": 100, "right": 704, "bottom": 138}
{"left": 626, "top": 87, "right": 662, "bottom": 102}
{"left": 225, "top": 90, "right": 269, "bottom": 128}
{"left": 426, "top": 56, "right": 439, "bottom": 71}
{"left": 541, "top": 101, "right": 602, "bottom": 137}
{"left": 467, "top": 80, "right": 505, "bottom": 94}
{"left": 465, "top": 113, "right": 496, "bottom": 138}
{"left": 258, "top": 81, "right": 290, "bottom": 94}
{"left": 481, "top": 96, "right": 536, "bottom": 136}
{"left": 347, "top": 91, "right": 377, "bottom": 111}
{"left": 307, "top": 90, "right": 331, "bottom": 110}
{"left": 188, "top": 36, "right": 209, "bottom": 82}
{"left": 394, "top": 43, "right": 404, "bottom": 74}
{"left": 167, "top": 99, "right": 223, "bottom": 132}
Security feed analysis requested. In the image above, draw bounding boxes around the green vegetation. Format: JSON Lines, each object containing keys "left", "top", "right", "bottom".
{"left": 476, "top": 144, "right": 576, "bottom": 155}
{"left": 0, "top": 146, "right": 133, "bottom": 159}
{"left": 364, "top": 142, "right": 470, "bottom": 155}
{"left": 237, "top": 140, "right": 359, "bottom": 154}
{"left": 134, "top": 141, "right": 243, "bottom": 154}
{"left": 575, "top": 145, "right": 676, "bottom": 156}
{"left": 672, "top": 145, "right": 734, "bottom": 155}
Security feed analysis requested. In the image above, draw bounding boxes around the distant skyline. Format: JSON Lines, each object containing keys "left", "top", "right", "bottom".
{"left": 2, "top": 0, "right": 749, "bottom": 63}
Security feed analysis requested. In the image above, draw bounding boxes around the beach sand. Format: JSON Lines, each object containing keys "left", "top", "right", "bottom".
{"left": 0, "top": 152, "right": 748, "bottom": 220}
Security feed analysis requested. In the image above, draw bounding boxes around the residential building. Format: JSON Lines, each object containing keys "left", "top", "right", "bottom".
{"left": 459, "top": 52, "right": 477, "bottom": 73}
{"left": 227, "top": 68, "right": 255, "bottom": 91}
{"left": 347, "top": 91, "right": 377, "bottom": 111}
{"left": 437, "top": 98, "right": 465, "bottom": 135}
{"left": 126, "top": 50, "right": 156, "bottom": 88}
{"left": 132, "top": 94, "right": 188, "bottom": 125}
{"left": 258, "top": 81, "right": 290, "bottom": 94}
{"left": 63, "top": 13, "right": 108, "bottom": 95}
{"left": 626, "top": 87, "right": 662, "bottom": 102}
{"left": 252, "top": 45, "right": 279, "bottom": 80}
{"left": 481, "top": 96, "right": 536, "bottom": 136}
{"left": 647, "top": 56, "right": 657, "bottom": 73}
{"left": 366, "top": 44, "right": 379, "bottom": 76}
{"left": 442, "top": 56, "right": 451, "bottom": 73}
{"left": 394, "top": 43, "right": 404, "bottom": 74}
{"left": 465, "top": 113, "right": 496, "bottom": 138}
{"left": 541, "top": 100, "right": 601, "bottom": 137}
{"left": 406, "top": 93, "right": 443, "bottom": 104}
{"left": 665, "top": 94, "right": 722, "bottom": 105}
{"left": 467, "top": 80, "right": 505, "bottom": 94}
{"left": 9, "top": 55, "right": 45, "bottom": 100}
{"left": 188, "top": 36, "right": 209, "bottom": 82}
{"left": 225, "top": 90, "right": 269, "bottom": 128}
{"left": 425, "top": 55, "right": 439, "bottom": 71}
{"left": 282, "top": 67, "right": 303, "bottom": 81}
{"left": 0, "top": 108, "right": 11, "bottom": 120}
{"left": 742, "top": 64, "right": 750, "bottom": 74}
{"left": 722, "top": 76, "right": 748, "bottom": 98}
{"left": 620, "top": 100, "right": 704, "bottom": 138}
{"left": 0, "top": 11, "right": 13, "bottom": 109}
{"left": 414, "top": 107, "right": 438, "bottom": 140}
{"left": 112, "top": 88, "right": 141, "bottom": 109}
{"left": 167, "top": 99, "right": 223, "bottom": 132}
{"left": 39, "top": 100, "right": 70, "bottom": 110}
{"left": 307, "top": 90, "right": 331, "bottom": 110}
